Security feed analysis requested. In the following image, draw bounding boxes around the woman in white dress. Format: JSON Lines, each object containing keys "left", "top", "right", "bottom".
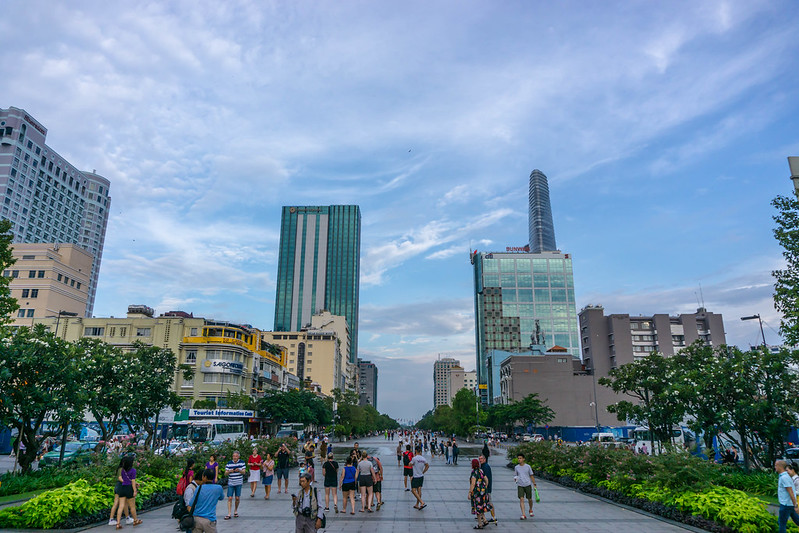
{"left": 248, "top": 447, "right": 263, "bottom": 497}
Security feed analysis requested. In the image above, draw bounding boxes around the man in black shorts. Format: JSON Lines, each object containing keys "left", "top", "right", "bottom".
{"left": 276, "top": 443, "right": 291, "bottom": 494}
{"left": 322, "top": 452, "right": 339, "bottom": 513}
{"left": 402, "top": 444, "right": 413, "bottom": 491}
{"left": 368, "top": 452, "right": 384, "bottom": 510}
{"left": 410, "top": 447, "right": 429, "bottom": 510}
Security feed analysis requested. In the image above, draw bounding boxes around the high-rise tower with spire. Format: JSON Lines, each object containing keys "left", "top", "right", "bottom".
{"left": 528, "top": 169, "right": 557, "bottom": 253}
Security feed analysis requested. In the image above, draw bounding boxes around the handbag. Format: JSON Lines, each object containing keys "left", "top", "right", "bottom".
{"left": 179, "top": 484, "right": 202, "bottom": 530}
{"left": 534, "top": 486, "right": 540, "bottom": 503}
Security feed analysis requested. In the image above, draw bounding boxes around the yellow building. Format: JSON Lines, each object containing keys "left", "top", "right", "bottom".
{"left": 32, "top": 305, "right": 287, "bottom": 408}
{"left": 6, "top": 243, "right": 92, "bottom": 326}
{"left": 262, "top": 327, "right": 343, "bottom": 397}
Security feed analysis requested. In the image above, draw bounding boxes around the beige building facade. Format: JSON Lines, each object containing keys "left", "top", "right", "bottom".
{"left": 262, "top": 324, "right": 344, "bottom": 397}
{"left": 448, "top": 366, "right": 477, "bottom": 402}
{"left": 33, "top": 305, "right": 287, "bottom": 408}
{"left": 7, "top": 243, "right": 92, "bottom": 326}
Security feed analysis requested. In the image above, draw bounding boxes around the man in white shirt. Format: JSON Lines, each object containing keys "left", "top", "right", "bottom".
{"left": 410, "top": 447, "right": 429, "bottom": 510}
{"left": 514, "top": 453, "right": 536, "bottom": 520}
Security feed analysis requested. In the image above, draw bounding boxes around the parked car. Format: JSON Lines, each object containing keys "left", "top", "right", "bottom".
{"left": 155, "top": 442, "right": 194, "bottom": 456}
{"left": 39, "top": 441, "right": 97, "bottom": 467}
{"left": 275, "top": 429, "right": 299, "bottom": 439}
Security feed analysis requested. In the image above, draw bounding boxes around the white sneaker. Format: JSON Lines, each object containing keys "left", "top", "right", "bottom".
{"left": 108, "top": 519, "right": 117, "bottom": 526}
{"left": 126, "top": 517, "right": 135, "bottom": 524}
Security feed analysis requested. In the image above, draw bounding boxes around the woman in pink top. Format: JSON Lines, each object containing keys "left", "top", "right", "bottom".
{"left": 262, "top": 452, "right": 275, "bottom": 499}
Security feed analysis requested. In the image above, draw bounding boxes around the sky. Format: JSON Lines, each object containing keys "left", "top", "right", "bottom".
{"left": 2, "top": 1, "right": 799, "bottom": 423}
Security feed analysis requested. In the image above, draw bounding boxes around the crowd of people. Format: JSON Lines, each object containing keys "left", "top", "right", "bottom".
{"left": 116, "top": 429, "right": 545, "bottom": 533}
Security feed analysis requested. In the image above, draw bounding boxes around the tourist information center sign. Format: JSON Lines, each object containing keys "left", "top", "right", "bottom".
{"left": 188, "top": 409, "right": 255, "bottom": 419}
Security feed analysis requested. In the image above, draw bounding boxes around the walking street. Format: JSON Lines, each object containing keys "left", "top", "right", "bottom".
{"left": 73, "top": 436, "right": 693, "bottom": 533}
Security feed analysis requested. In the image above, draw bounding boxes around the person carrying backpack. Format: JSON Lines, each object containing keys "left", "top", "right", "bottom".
{"left": 293, "top": 472, "right": 325, "bottom": 532}
{"left": 369, "top": 453, "right": 384, "bottom": 510}
{"left": 176, "top": 458, "right": 196, "bottom": 497}
{"left": 403, "top": 445, "right": 413, "bottom": 491}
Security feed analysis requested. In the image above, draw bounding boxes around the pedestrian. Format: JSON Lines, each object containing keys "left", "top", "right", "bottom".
{"left": 108, "top": 456, "right": 133, "bottom": 527}
{"left": 446, "top": 441, "right": 452, "bottom": 464}
{"left": 178, "top": 458, "right": 196, "bottom": 496}
{"left": 293, "top": 472, "right": 325, "bottom": 533}
{"left": 114, "top": 455, "right": 141, "bottom": 529}
{"left": 262, "top": 452, "right": 275, "bottom": 500}
{"left": 224, "top": 451, "right": 246, "bottom": 520}
{"left": 403, "top": 444, "right": 414, "bottom": 491}
{"left": 205, "top": 454, "right": 219, "bottom": 484}
{"left": 410, "top": 447, "right": 429, "bottom": 510}
{"left": 180, "top": 465, "right": 201, "bottom": 532}
{"left": 340, "top": 456, "right": 357, "bottom": 515}
{"left": 322, "top": 452, "right": 339, "bottom": 513}
{"left": 276, "top": 443, "right": 291, "bottom": 494}
{"left": 396, "top": 441, "right": 403, "bottom": 467}
{"left": 478, "top": 454, "right": 496, "bottom": 524}
{"left": 469, "top": 459, "right": 490, "bottom": 529}
{"left": 357, "top": 451, "right": 376, "bottom": 512}
{"left": 248, "top": 447, "right": 262, "bottom": 497}
{"left": 369, "top": 452, "right": 384, "bottom": 510}
{"left": 514, "top": 453, "right": 536, "bottom": 520}
{"left": 188, "top": 468, "right": 225, "bottom": 533}
{"left": 452, "top": 441, "right": 460, "bottom": 465}
{"left": 776, "top": 460, "right": 799, "bottom": 533}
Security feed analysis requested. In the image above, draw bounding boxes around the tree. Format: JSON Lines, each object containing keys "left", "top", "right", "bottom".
{"left": 599, "top": 353, "right": 686, "bottom": 453}
{"left": 0, "top": 219, "right": 18, "bottom": 329}
{"left": 194, "top": 399, "right": 217, "bottom": 409}
{"left": 773, "top": 195, "right": 799, "bottom": 345}
{"left": 122, "top": 342, "right": 190, "bottom": 448}
{"left": 508, "top": 393, "right": 555, "bottom": 430}
{"left": 76, "top": 338, "right": 131, "bottom": 446}
{"left": 451, "top": 388, "right": 479, "bottom": 436}
{"left": 225, "top": 391, "right": 256, "bottom": 410}
{"left": 0, "top": 325, "right": 79, "bottom": 472}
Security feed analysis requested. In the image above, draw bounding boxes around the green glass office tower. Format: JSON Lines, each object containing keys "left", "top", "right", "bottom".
{"left": 274, "top": 205, "right": 361, "bottom": 363}
{"left": 472, "top": 250, "right": 579, "bottom": 404}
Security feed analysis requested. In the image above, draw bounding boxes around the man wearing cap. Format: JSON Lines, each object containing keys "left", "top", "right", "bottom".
{"left": 322, "top": 452, "right": 339, "bottom": 513}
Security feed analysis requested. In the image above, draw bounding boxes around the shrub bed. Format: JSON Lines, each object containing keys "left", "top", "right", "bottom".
{"left": 0, "top": 475, "right": 174, "bottom": 529}
{"left": 510, "top": 442, "right": 790, "bottom": 533}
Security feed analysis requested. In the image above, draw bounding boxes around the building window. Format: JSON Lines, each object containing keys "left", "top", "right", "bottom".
{"left": 57, "top": 273, "right": 62, "bottom": 281}
{"left": 136, "top": 328, "right": 151, "bottom": 337}
{"left": 21, "top": 289, "right": 29, "bottom": 298}
{"left": 30, "top": 289, "right": 38, "bottom": 298}
{"left": 28, "top": 270, "right": 36, "bottom": 278}
{"left": 37, "top": 270, "right": 44, "bottom": 278}
{"left": 109, "top": 327, "right": 116, "bottom": 337}
{"left": 17, "top": 309, "right": 25, "bottom": 317}
{"left": 26, "top": 309, "right": 34, "bottom": 318}
{"left": 120, "top": 327, "right": 127, "bottom": 336}
{"left": 84, "top": 327, "right": 105, "bottom": 336}
{"left": 76, "top": 282, "right": 81, "bottom": 289}
{"left": 190, "top": 327, "right": 198, "bottom": 336}
{"left": 185, "top": 351, "right": 197, "bottom": 364}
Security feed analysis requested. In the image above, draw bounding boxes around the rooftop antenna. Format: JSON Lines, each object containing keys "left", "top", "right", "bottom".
{"left": 694, "top": 291, "right": 701, "bottom": 308}
{"left": 698, "top": 282, "right": 706, "bottom": 308}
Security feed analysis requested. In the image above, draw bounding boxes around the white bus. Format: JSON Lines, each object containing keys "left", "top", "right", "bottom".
{"left": 277, "top": 423, "right": 305, "bottom": 440}
{"left": 188, "top": 419, "right": 247, "bottom": 443}
{"left": 632, "top": 426, "right": 687, "bottom": 454}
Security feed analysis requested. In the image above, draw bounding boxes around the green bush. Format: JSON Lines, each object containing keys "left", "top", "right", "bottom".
{"left": 0, "top": 473, "right": 173, "bottom": 530}
{"left": 509, "top": 441, "right": 792, "bottom": 533}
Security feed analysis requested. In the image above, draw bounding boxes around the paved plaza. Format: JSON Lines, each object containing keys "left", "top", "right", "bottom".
{"left": 68, "top": 436, "right": 693, "bottom": 533}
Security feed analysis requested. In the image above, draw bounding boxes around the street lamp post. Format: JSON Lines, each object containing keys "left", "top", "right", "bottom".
{"left": 740, "top": 314, "right": 767, "bottom": 348}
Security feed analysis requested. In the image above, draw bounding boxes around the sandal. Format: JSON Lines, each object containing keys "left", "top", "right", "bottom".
{"left": 234, "top": 513, "right": 239, "bottom": 518}
{"left": 224, "top": 516, "right": 231, "bottom": 520}
{"left": 133, "top": 520, "right": 142, "bottom": 526}
{"left": 115, "top": 526, "right": 122, "bottom": 531}
{"left": 334, "top": 505, "right": 339, "bottom": 513}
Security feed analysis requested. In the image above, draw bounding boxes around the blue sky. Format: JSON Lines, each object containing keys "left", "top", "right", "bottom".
{"left": 2, "top": 1, "right": 798, "bottom": 422}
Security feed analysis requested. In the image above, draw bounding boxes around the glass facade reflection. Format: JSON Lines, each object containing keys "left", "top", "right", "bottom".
{"left": 274, "top": 205, "right": 361, "bottom": 363}
{"left": 528, "top": 169, "right": 557, "bottom": 253}
{"left": 472, "top": 250, "right": 579, "bottom": 405}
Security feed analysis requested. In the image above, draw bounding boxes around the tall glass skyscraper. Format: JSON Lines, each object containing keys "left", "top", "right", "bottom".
{"left": 274, "top": 205, "right": 361, "bottom": 363}
{"left": 471, "top": 169, "right": 578, "bottom": 405}
{"left": 528, "top": 169, "right": 557, "bottom": 253}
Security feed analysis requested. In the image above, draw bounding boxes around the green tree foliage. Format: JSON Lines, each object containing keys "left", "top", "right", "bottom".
{"left": 772, "top": 195, "right": 799, "bottom": 345}
{"left": 484, "top": 394, "right": 555, "bottom": 433}
{"left": 224, "top": 391, "right": 256, "bottom": 409}
{"left": 74, "top": 338, "right": 130, "bottom": 446}
{"left": 599, "top": 353, "right": 686, "bottom": 453}
{"left": 0, "top": 219, "right": 19, "bottom": 329}
{"left": 120, "top": 342, "right": 191, "bottom": 448}
{"left": 0, "top": 325, "right": 77, "bottom": 472}
{"left": 451, "top": 388, "right": 479, "bottom": 435}
{"left": 258, "top": 389, "right": 332, "bottom": 428}
{"left": 193, "top": 399, "right": 217, "bottom": 409}
{"left": 328, "top": 388, "right": 398, "bottom": 436}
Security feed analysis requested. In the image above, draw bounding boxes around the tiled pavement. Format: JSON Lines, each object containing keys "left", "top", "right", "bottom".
{"left": 76, "top": 436, "right": 691, "bottom": 533}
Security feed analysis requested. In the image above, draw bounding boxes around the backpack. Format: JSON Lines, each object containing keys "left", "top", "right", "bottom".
{"left": 176, "top": 473, "right": 190, "bottom": 495}
{"left": 171, "top": 481, "right": 197, "bottom": 520}
{"left": 403, "top": 452, "right": 411, "bottom": 467}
